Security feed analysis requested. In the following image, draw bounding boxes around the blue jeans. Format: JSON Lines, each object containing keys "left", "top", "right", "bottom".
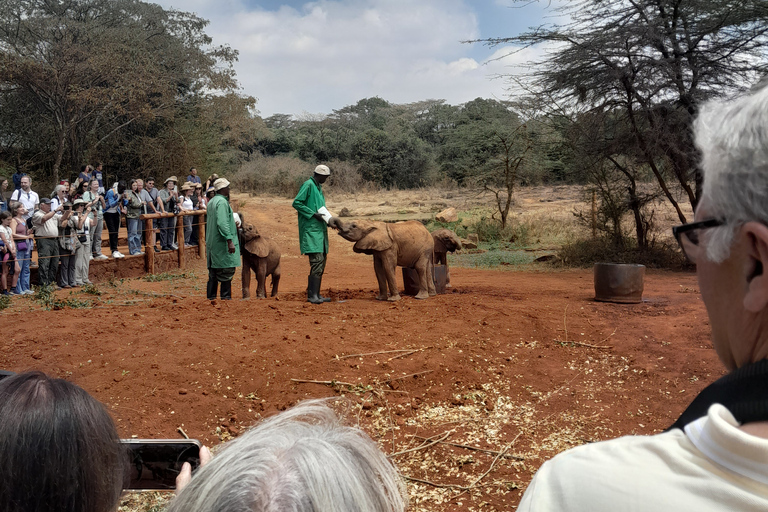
{"left": 127, "top": 218, "right": 142, "bottom": 255}
{"left": 15, "top": 245, "right": 31, "bottom": 292}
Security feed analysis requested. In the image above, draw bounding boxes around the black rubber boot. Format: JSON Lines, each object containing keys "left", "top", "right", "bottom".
{"left": 207, "top": 279, "right": 218, "bottom": 300}
{"left": 220, "top": 280, "right": 232, "bottom": 300}
{"left": 317, "top": 276, "right": 332, "bottom": 302}
{"left": 307, "top": 275, "right": 325, "bottom": 304}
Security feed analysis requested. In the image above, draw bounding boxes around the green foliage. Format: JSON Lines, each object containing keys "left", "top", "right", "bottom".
{"left": 143, "top": 271, "right": 197, "bottom": 282}
{"left": 0, "top": 0, "right": 253, "bottom": 185}
{"left": 33, "top": 285, "right": 93, "bottom": 310}
{"left": 81, "top": 283, "right": 102, "bottom": 296}
{"left": 558, "top": 238, "right": 688, "bottom": 270}
{"left": 0, "top": 294, "right": 10, "bottom": 311}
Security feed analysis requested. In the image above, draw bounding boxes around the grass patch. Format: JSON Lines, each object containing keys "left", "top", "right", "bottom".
{"left": 143, "top": 271, "right": 196, "bottom": 282}
{"left": 450, "top": 246, "right": 539, "bottom": 269}
{"left": 0, "top": 294, "right": 10, "bottom": 311}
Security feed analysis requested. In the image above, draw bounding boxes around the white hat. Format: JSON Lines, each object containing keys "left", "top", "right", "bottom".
{"left": 213, "top": 178, "right": 231, "bottom": 191}
{"left": 314, "top": 165, "right": 330, "bottom": 176}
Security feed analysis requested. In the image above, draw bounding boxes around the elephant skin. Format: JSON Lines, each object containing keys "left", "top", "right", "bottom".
{"left": 330, "top": 217, "right": 436, "bottom": 301}
{"left": 431, "top": 228, "right": 462, "bottom": 288}
{"left": 237, "top": 213, "right": 281, "bottom": 299}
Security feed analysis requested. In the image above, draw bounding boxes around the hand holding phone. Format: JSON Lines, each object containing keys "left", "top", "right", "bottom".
{"left": 122, "top": 439, "right": 203, "bottom": 491}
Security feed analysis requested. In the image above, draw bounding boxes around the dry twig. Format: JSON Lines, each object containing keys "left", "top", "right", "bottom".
{"left": 177, "top": 427, "right": 189, "bottom": 439}
{"left": 411, "top": 435, "right": 524, "bottom": 461}
{"left": 391, "top": 431, "right": 451, "bottom": 457}
{"left": 337, "top": 349, "right": 413, "bottom": 360}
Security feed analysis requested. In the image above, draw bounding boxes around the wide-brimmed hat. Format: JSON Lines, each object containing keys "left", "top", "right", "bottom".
{"left": 213, "top": 178, "right": 230, "bottom": 191}
{"left": 72, "top": 198, "right": 86, "bottom": 207}
{"left": 314, "top": 164, "right": 330, "bottom": 176}
{"left": 195, "top": 183, "right": 203, "bottom": 189}
{"left": 164, "top": 176, "right": 178, "bottom": 184}
{"left": 181, "top": 182, "right": 194, "bottom": 191}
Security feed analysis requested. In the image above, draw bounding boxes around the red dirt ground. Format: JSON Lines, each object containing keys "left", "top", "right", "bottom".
{"left": 0, "top": 195, "right": 721, "bottom": 511}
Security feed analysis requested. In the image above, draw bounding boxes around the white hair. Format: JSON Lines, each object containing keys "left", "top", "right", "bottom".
{"left": 168, "top": 399, "right": 407, "bottom": 512}
{"left": 695, "top": 78, "right": 768, "bottom": 262}
{"left": 54, "top": 184, "right": 67, "bottom": 194}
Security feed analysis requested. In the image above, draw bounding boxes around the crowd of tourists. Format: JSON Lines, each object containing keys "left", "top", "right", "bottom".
{"left": 0, "top": 165, "right": 217, "bottom": 295}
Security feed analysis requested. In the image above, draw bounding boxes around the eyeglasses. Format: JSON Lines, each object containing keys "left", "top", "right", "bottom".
{"left": 672, "top": 218, "right": 724, "bottom": 263}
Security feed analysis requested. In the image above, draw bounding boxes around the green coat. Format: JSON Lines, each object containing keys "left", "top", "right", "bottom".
{"left": 293, "top": 177, "right": 328, "bottom": 255}
{"left": 206, "top": 194, "right": 241, "bottom": 269}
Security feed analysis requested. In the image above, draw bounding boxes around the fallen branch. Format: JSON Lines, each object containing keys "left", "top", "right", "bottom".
{"left": 379, "top": 370, "right": 433, "bottom": 385}
{"left": 411, "top": 435, "right": 524, "bottom": 461}
{"left": 558, "top": 340, "right": 613, "bottom": 350}
{"left": 337, "top": 349, "right": 413, "bottom": 360}
{"left": 391, "top": 431, "right": 451, "bottom": 457}
{"left": 290, "top": 378, "right": 357, "bottom": 388}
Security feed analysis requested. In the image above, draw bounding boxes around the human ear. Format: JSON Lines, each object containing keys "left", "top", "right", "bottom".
{"left": 742, "top": 222, "right": 768, "bottom": 312}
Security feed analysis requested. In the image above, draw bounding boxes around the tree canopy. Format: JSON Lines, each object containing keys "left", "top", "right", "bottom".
{"left": 0, "top": 0, "right": 258, "bottom": 182}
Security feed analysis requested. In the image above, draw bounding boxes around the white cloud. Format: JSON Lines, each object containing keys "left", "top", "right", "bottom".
{"left": 155, "top": 0, "right": 535, "bottom": 117}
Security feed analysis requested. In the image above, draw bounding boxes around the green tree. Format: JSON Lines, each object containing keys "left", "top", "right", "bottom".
{"left": 481, "top": 0, "right": 768, "bottom": 221}
{"left": 0, "top": 0, "right": 244, "bottom": 182}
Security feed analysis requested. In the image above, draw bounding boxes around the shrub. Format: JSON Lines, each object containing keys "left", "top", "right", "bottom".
{"left": 557, "top": 237, "right": 689, "bottom": 269}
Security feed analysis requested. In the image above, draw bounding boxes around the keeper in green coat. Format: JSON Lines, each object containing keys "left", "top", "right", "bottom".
{"left": 205, "top": 178, "right": 240, "bottom": 300}
{"left": 293, "top": 164, "right": 333, "bottom": 304}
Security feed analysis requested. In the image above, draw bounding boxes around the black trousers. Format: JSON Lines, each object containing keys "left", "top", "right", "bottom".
{"left": 103, "top": 211, "right": 121, "bottom": 253}
{"left": 308, "top": 252, "right": 327, "bottom": 277}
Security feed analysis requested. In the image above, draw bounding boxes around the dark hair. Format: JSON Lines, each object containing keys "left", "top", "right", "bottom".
{"left": 0, "top": 371, "right": 126, "bottom": 512}
{"left": 0, "top": 211, "right": 11, "bottom": 222}
{"left": 147, "top": 177, "right": 155, "bottom": 183}
{"left": 117, "top": 181, "right": 127, "bottom": 195}
{"left": 77, "top": 181, "right": 88, "bottom": 194}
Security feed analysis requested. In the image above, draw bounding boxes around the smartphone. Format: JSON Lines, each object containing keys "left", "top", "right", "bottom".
{"left": 122, "top": 439, "right": 201, "bottom": 491}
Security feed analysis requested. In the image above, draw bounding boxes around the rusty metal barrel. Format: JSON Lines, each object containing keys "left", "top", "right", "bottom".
{"left": 593, "top": 263, "right": 645, "bottom": 303}
{"left": 403, "top": 265, "right": 447, "bottom": 295}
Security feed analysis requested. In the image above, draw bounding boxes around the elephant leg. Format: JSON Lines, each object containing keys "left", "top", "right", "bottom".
{"left": 427, "top": 256, "right": 437, "bottom": 296}
{"left": 382, "top": 253, "right": 400, "bottom": 301}
{"left": 270, "top": 264, "right": 281, "bottom": 297}
{"left": 241, "top": 260, "right": 251, "bottom": 299}
{"left": 373, "top": 256, "right": 389, "bottom": 301}
{"left": 414, "top": 259, "right": 431, "bottom": 300}
{"left": 256, "top": 260, "right": 268, "bottom": 298}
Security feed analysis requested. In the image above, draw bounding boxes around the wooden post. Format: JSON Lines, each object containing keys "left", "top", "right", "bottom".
{"left": 176, "top": 213, "right": 184, "bottom": 268}
{"left": 197, "top": 211, "right": 205, "bottom": 259}
{"left": 143, "top": 216, "right": 155, "bottom": 274}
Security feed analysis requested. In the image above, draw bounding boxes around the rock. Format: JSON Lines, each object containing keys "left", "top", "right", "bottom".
{"left": 462, "top": 240, "right": 478, "bottom": 249}
{"left": 467, "top": 233, "right": 479, "bottom": 243}
{"left": 179, "top": 388, "right": 188, "bottom": 395}
{"left": 339, "top": 207, "right": 352, "bottom": 217}
{"left": 31, "top": 350, "right": 43, "bottom": 360}
{"left": 436, "top": 207, "right": 458, "bottom": 223}
{"left": 534, "top": 254, "right": 559, "bottom": 263}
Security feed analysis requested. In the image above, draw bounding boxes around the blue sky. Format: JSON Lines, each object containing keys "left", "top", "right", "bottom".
{"left": 153, "top": 0, "right": 561, "bottom": 117}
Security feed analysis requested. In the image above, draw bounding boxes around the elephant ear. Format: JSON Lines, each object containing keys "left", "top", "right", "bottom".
{"left": 354, "top": 224, "right": 393, "bottom": 253}
{"left": 432, "top": 232, "right": 447, "bottom": 253}
{"left": 245, "top": 235, "right": 270, "bottom": 258}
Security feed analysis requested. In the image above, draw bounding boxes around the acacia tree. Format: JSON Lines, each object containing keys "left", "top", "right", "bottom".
{"left": 0, "top": 0, "right": 242, "bottom": 182}
{"left": 481, "top": 0, "right": 768, "bottom": 222}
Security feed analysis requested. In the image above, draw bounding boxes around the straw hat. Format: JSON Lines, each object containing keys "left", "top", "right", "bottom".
{"left": 213, "top": 178, "right": 230, "bottom": 191}
{"left": 181, "top": 182, "right": 194, "bottom": 191}
{"left": 164, "top": 176, "right": 178, "bottom": 184}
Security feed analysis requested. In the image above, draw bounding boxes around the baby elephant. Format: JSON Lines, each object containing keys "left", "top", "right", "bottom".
{"left": 237, "top": 213, "right": 281, "bottom": 299}
{"left": 431, "top": 228, "right": 462, "bottom": 288}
